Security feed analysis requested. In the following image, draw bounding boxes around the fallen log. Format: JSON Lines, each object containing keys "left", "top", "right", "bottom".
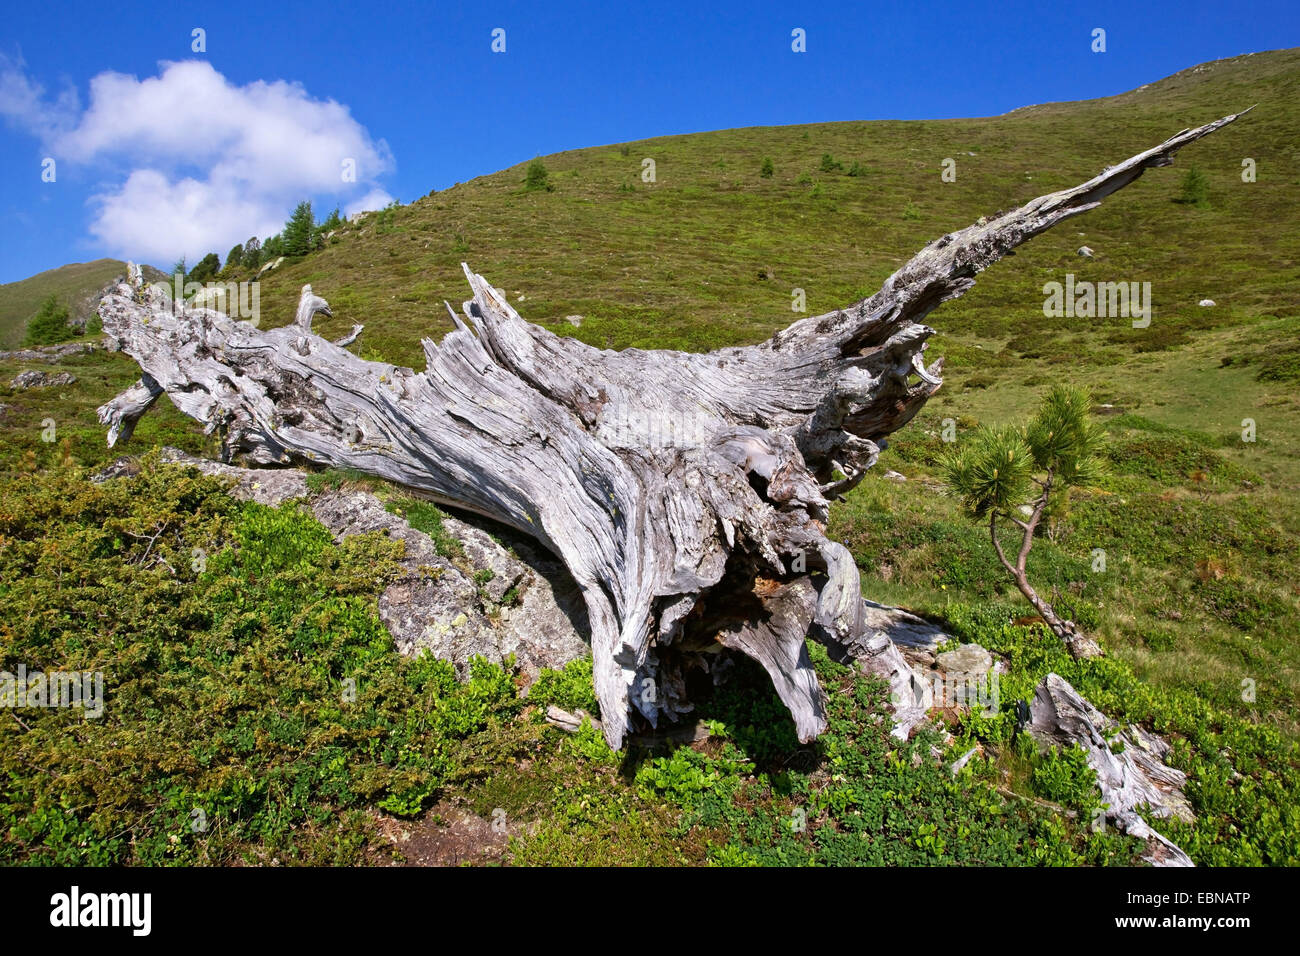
{"left": 1027, "top": 673, "right": 1195, "bottom": 866}
{"left": 98, "top": 112, "right": 1246, "bottom": 748}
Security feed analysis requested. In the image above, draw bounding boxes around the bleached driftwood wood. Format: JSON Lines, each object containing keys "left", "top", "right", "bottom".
{"left": 1027, "top": 673, "right": 1195, "bottom": 866}
{"left": 98, "top": 112, "right": 1245, "bottom": 748}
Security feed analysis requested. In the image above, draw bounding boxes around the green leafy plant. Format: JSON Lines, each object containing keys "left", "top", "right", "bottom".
{"left": 0, "top": 463, "right": 524, "bottom": 863}
{"left": 1029, "top": 742, "right": 1103, "bottom": 816}
{"left": 384, "top": 497, "right": 464, "bottom": 560}
{"left": 529, "top": 657, "right": 599, "bottom": 715}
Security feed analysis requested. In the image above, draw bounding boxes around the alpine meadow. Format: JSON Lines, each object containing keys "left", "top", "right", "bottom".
{"left": 1, "top": 33, "right": 1298, "bottom": 880}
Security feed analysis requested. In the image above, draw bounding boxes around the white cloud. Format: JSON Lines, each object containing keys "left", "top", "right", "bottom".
{"left": 0, "top": 58, "right": 395, "bottom": 264}
{"left": 345, "top": 188, "right": 395, "bottom": 218}
{"left": 0, "top": 54, "right": 79, "bottom": 142}
{"left": 88, "top": 170, "right": 284, "bottom": 266}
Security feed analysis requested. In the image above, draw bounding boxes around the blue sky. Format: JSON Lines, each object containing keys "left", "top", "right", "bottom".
{"left": 1, "top": 0, "right": 1296, "bottom": 282}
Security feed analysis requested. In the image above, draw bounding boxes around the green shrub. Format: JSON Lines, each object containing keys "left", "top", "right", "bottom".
{"left": 525, "top": 160, "right": 554, "bottom": 192}
{"left": 1178, "top": 167, "right": 1210, "bottom": 209}
{"left": 528, "top": 657, "right": 599, "bottom": 715}
{"left": 1029, "top": 742, "right": 1102, "bottom": 815}
{"left": 1256, "top": 342, "right": 1300, "bottom": 383}
{"left": 0, "top": 462, "right": 520, "bottom": 864}
{"left": 385, "top": 497, "right": 464, "bottom": 560}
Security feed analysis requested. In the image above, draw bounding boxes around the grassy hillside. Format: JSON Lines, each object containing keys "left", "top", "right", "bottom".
{"left": 0, "top": 259, "right": 131, "bottom": 348}
{"left": 2, "top": 49, "right": 1298, "bottom": 866}
{"left": 246, "top": 48, "right": 1298, "bottom": 366}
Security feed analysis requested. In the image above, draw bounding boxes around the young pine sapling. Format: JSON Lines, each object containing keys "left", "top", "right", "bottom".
{"left": 943, "top": 385, "right": 1107, "bottom": 658}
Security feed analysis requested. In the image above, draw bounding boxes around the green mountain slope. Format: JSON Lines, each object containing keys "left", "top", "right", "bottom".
{"left": 245, "top": 48, "right": 1298, "bottom": 369}
{"left": 0, "top": 259, "right": 130, "bottom": 348}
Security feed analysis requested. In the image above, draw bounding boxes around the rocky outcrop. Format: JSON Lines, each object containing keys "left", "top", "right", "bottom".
{"left": 127, "top": 449, "right": 1000, "bottom": 740}
{"left": 94, "top": 451, "right": 1197, "bottom": 866}
{"left": 9, "top": 370, "right": 78, "bottom": 389}
{"left": 0, "top": 341, "right": 98, "bottom": 363}
{"left": 440, "top": 515, "right": 590, "bottom": 672}
{"left": 144, "top": 449, "right": 589, "bottom": 680}
{"left": 861, "top": 601, "right": 950, "bottom": 664}
{"left": 102, "top": 446, "right": 988, "bottom": 740}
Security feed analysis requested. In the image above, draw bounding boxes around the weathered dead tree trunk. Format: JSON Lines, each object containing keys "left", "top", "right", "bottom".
{"left": 98, "top": 112, "right": 1244, "bottom": 748}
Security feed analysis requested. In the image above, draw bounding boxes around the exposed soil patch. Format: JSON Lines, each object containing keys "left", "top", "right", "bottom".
{"left": 365, "top": 802, "right": 521, "bottom": 866}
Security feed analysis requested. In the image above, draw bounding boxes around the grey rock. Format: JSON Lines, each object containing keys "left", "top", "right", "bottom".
{"left": 92, "top": 456, "right": 142, "bottom": 482}
{"left": 855, "top": 604, "right": 1002, "bottom": 725}
{"left": 0, "top": 341, "right": 97, "bottom": 364}
{"left": 158, "top": 448, "right": 310, "bottom": 504}
{"left": 935, "top": 643, "right": 993, "bottom": 683}
{"left": 862, "top": 599, "right": 950, "bottom": 667}
{"left": 931, "top": 642, "right": 1000, "bottom": 714}
{"left": 442, "top": 516, "right": 528, "bottom": 604}
{"left": 1077, "top": 245, "right": 1094, "bottom": 257}
{"left": 151, "top": 449, "right": 587, "bottom": 680}
{"left": 489, "top": 534, "right": 590, "bottom": 675}
{"left": 9, "top": 370, "right": 77, "bottom": 389}
{"left": 1198, "top": 298, "right": 1216, "bottom": 307}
